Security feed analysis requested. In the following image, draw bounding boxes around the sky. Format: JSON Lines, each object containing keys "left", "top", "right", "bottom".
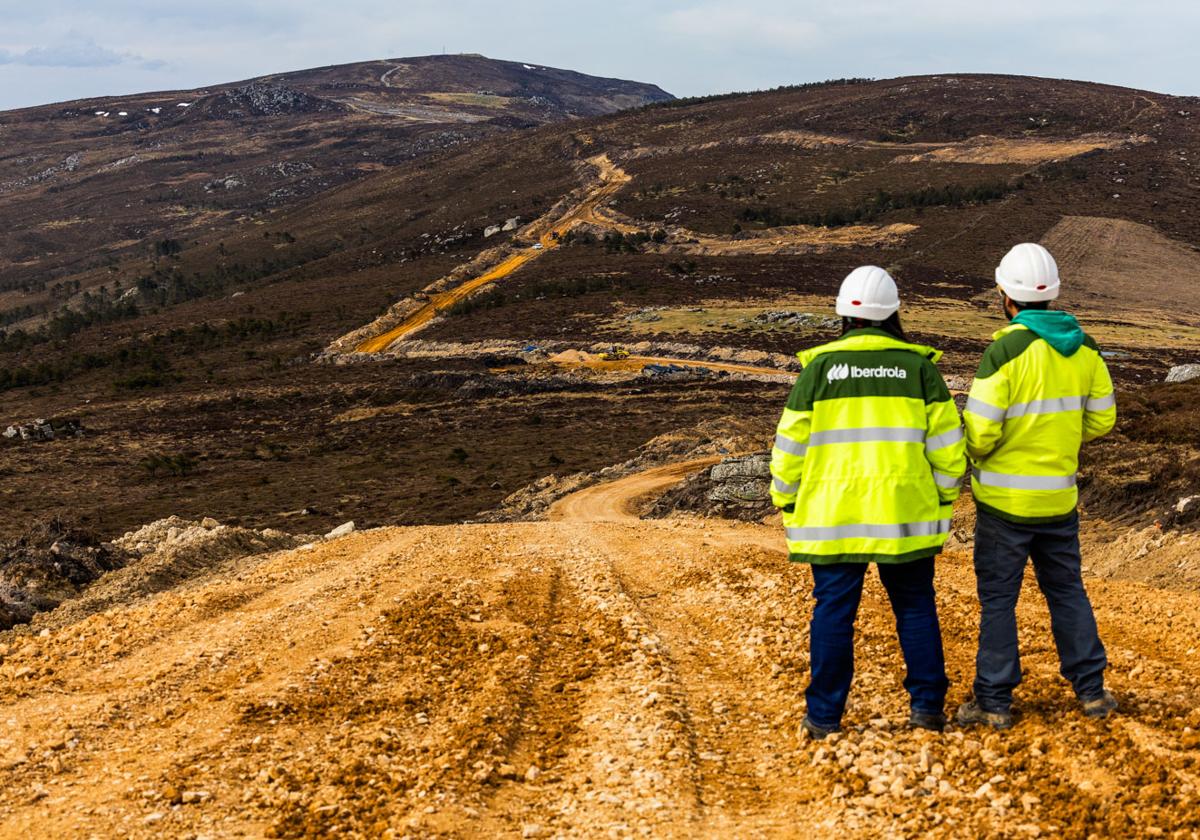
{"left": 1, "top": 0, "right": 1198, "bottom": 111}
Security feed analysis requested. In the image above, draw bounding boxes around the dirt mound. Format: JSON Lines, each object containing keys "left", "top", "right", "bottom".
{"left": 1081, "top": 522, "right": 1200, "bottom": 587}
{"left": 34, "top": 517, "right": 312, "bottom": 630}
{"left": 548, "top": 349, "right": 598, "bottom": 364}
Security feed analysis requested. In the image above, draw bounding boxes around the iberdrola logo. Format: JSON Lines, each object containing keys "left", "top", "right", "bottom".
{"left": 826, "top": 363, "right": 851, "bottom": 383}
{"left": 827, "top": 362, "right": 907, "bottom": 383}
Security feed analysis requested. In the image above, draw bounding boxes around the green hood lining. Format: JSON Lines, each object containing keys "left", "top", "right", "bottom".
{"left": 1010, "top": 310, "right": 1085, "bottom": 357}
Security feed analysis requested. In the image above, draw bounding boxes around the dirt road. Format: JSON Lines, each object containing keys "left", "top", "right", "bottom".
{"left": 549, "top": 353, "right": 797, "bottom": 382}
{"left": 354, "top": 155, "right": 630, "bottom": 354}
{"left": 1, "top": 466, "right": 1198, "bottom": 838}
{"left": 548, "top": 457, "right": 723, "bottom": 522}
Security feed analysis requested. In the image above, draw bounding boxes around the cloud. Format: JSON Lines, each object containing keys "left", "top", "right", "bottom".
{"left": 0, "top": 36, "right": 161, "bottom": 69}
{"left": 660, "top": 4, "right": 820, "bottom": 50}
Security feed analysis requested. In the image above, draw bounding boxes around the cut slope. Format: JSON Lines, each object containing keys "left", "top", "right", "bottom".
{"left": 1041, "top": 216, "right": 1200, "bottom": 316}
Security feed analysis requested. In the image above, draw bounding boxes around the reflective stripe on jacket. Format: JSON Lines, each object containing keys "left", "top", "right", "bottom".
{"left": 964, "top": 323, "right": 1116, "bottom": 524}
{"left": 770, "top": 328, "right": 966, "bottom": 564}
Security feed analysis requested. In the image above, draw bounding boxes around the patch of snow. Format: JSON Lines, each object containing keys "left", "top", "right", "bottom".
{"left": 94, "top": 111, "right": 109, "bottom": 117}
{"left": 117, "top": 111, "right": 128, "bottom": 116}
{"left": 149, "top": 107, "right": 161, "bottom": 114}
{"left": 523, "top": 64, "right": 537, "bottom": 70}
{"left": 177, "top": 102, "right": 191, "bottom": 107}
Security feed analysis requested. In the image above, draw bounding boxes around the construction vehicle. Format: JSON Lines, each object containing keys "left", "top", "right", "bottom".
{"left": 598, "top": 346, "right": 630, "bottom": 361}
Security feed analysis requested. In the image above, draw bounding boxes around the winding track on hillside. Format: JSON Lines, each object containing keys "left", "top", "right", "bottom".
{"left": 1, "top": 462, "right": 1197, "bottom": 838}
{"left": 354, "top": 154, "right": 630, "bottom": 354}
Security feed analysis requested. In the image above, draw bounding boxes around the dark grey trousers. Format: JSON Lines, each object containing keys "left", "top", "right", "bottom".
{"left": 972, "top": 507, "right": 1108, "bottom": 711}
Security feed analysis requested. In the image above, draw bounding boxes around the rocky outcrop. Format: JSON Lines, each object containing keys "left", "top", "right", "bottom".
{"left": 478, "top": 418, "right": 773, "bottom": 522}
{"left": 195, "top": 83, "right": 347, "bottom": 119}
{"left": 646, "top": 454, "right": 773, "bottom": 522}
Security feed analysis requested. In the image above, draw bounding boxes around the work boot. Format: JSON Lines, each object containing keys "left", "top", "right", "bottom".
{"left": 800, "top": 716, "right": 840, "bottom": 740}
{"left": 955, "top": 700, "right": 1014, "bottom": 730}
{"left": 1080, "top": 690, "right": 1118, "bottom": 719}
{"left": 908, "top": 710, "right": 947, "bottom": 732}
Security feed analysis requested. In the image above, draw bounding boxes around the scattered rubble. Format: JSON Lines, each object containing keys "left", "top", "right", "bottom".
{"left": 0, "top": 519, "right": 127, "bottom": 630}
{"left": 204, "top": 174, "right": 246, "bottom": 192}
{"left": 640, "top": 362, "right": 723, "bottom": 381}
{"left": 2, "top": 418, "right": 84, "bottom": 443}
{"left": 752, "top": 310, "right": 841, "bottom": 330}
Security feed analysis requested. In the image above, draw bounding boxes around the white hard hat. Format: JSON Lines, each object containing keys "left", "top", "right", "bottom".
{"left": 995, "top": 243, "right": 1060, "bottom": 302}
{"left": 836, "top": 266, "right": 900, "bottom": 321}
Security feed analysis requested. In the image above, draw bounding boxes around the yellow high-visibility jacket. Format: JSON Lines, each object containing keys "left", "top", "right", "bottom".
{"left": 964, "top": 317, "right": 1117, "bottom": 524}
{"left": 770, "top": 328, "right": 966, "bottom": 564}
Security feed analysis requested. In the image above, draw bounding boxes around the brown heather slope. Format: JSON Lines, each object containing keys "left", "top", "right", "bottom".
{"left": 2, "top": 73, "right": 1200, "bottom": 543}
{"left": 0, "top": 467, "right": 1197, "bottom": 838}
{"left": 0, "top": 53, "right": 670, "bottom": 310}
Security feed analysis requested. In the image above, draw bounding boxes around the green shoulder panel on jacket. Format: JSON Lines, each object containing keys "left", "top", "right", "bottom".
{"left": 976, "top": 327, "right": 1040, "bottom": 379}
{"left": 919, "top": 357, "right": 952, "bottom": 403}
{"left": 1082, "top": 333, "right": 1100, "bottom": 352}
{"left": 785, "top": 365, "right": 818, "bottom": 411}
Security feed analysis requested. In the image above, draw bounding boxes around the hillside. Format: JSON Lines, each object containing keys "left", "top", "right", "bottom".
{"left": 0, "top": 53, "right": 671, "bottom": 314}
{"left": 2, "top": 69, "right": 1200, "bottom": 838}
{"left": 0, "top": 73, "right": 1197, "bottom": 543}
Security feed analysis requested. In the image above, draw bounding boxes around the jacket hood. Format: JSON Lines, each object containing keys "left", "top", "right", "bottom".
{"left": 1009, "top": 310, "right": 1085, "bottom": 356}
{"left": 796, "top": 328, "right": 942, "bottom": 367}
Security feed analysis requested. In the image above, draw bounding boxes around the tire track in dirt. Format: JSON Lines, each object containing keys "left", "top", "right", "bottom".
{"left": 1, "top": 465, "right": 1199, "bottom": 837}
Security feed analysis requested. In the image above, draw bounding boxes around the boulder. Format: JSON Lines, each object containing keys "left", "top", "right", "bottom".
{"left": 711, "top": 455, "right": 771, "bottom": 482}
{"left": 502, "top": 217, "right": 522, "bottom": 231}
{"left": 1166, "top": 364, "right": 1200, "bottom": 383}
{"left": 483, "top": 224, "right": 502, "bottom": 239}
{"left": 325, "top": 521, "right": 356, "bottom": 539}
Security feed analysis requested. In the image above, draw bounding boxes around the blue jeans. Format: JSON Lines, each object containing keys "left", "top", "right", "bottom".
{"left": 806, "top": 557, "right": 948, "bottom": 728}
{"left": 972, "top": 508, "right": 1108, "bottom": 711}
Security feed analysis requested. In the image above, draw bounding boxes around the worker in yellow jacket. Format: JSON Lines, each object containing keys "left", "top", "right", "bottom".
{"left": 770, "top": 266, "right": 966, "bottom": 738}
{"left": 957, "top": 243, "right": 1118, "bottom": 730}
